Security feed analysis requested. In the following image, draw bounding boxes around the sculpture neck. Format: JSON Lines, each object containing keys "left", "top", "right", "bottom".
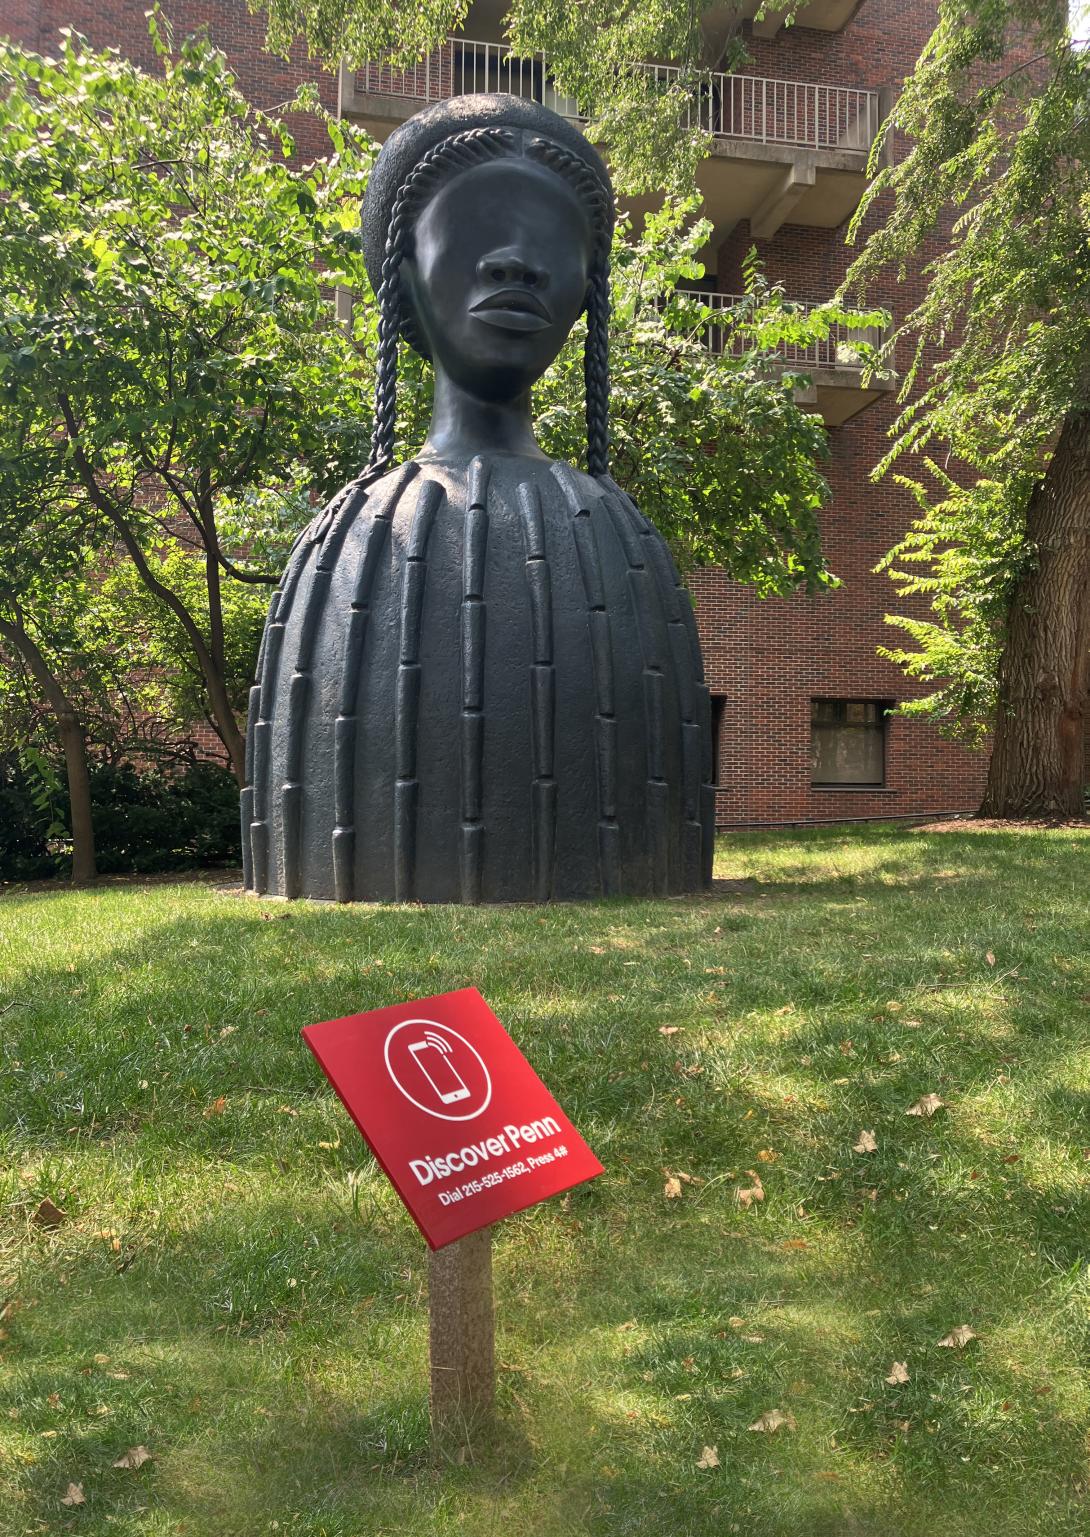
{"left": 422, "top": 369, "right": 545, "bottom": 462}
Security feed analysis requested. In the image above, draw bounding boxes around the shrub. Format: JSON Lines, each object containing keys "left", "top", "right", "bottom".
{"left": 87, "top": 761, "right": 242, "bottom": 874}
{"left": 0, "top": 755, "right": 58, "bottom": 880}
{"left": 0, "top": 758, "right": 242, "bottom": 880}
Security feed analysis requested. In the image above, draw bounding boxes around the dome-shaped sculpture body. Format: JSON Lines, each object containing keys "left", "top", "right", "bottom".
{"left": 242, "top": 452, "right": 715, "bottom": 902}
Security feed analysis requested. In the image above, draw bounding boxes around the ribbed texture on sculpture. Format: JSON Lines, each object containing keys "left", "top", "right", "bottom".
{"left": 242, "top": 95, "right": 715, "bottom": 902}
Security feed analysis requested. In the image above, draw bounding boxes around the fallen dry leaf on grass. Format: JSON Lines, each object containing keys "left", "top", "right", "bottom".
{"left": 756, "top": 1148, "right": 778, "bottom": 1163}
{"left": 986, "top": 951, "right": 996, "bottom": 966}
{"left": 885, "top": 1362, "right": 910, "bottom": 1385}
{"left": 748, "top": 1409, "right": 796, "bottom": 1433}
{"left": 60, "top": 1483, "right": 85, "bottom": 1506}
{"left": 696, "top": 1444, "right": 720, "bottom": 1469}
{"left": 664, "top": 1177, "right": 683, "bottom": 1200}
{"left": 658, "top": 1025, "right": 681, "bottom": 1036}
{"left": 204, "top": 1097, "right": 227, "bottom": 1118}
{"left": 33, "top": 1198, "right": 66, "bottom": 1228}
{"left": 853, "top": 1130, "right": 878, "bottom": 1154}
{"left": 906, "top": 1094, "right": 945, "bottom": 1118}
{"left": 938, "top": 1324, "right": 977, "bottom": 1349}
{"left": 112, "top": 1445, "right": 153, "bottom": 1470}
{"left": 736, "top": 1172, "right": 765, "bottom": 1209}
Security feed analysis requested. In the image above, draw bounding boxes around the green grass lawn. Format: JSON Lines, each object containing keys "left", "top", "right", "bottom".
{"left": 2, "top": 823, "right": 1090, "bottom": 1537}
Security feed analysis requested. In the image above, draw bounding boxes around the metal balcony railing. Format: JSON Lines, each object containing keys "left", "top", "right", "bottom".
{"left": 677, "top": 291, "right": 884, "bottom": 372}
{"left": 357, "top": 39, "right": 880, "bottom": 153}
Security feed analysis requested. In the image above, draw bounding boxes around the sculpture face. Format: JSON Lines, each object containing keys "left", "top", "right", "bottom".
{"left": 404, "top": 158, "right": 594, "bottom": 403}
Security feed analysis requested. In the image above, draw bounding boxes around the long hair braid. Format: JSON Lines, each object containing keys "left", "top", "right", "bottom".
{"left": 368, "top": 126, "right": 614, "bottom": 478}
{"left": 526, "top": 136, "right": 613, "bottom": 479}
{"left": 582, "top": 264, "right": 612, "bottom": 479}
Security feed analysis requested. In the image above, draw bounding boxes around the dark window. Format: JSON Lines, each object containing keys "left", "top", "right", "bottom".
{"left": 710, "top": 696, "right": 727, "bottom": 786}
{"left": 810, "top": 699, "right": 890, "bottom": 787}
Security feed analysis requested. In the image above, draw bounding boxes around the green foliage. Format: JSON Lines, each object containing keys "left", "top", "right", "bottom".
{"left": 84, "top": 760, "right": 242, "bottom": 873}
{"left": 0, "top": 14, "right": 375, "bottom": 505}
{"left": 0, "top": 757, "right": 241, "bottom": 880}
{"left": 843, "top": 0, "right": 1090, "bottom": 730}
{"left": 536, "top": 203, "right": 875, "bottom": 590}
{"left": 0, "top": 754, "right": 62, "bottom": 879}
{"left": 98, "top": 549, "right": 277, "bottom": 744}
{"left": 255, "top": 0, "right": 800, "bottom": 197}
{"left": 874, "top": 465, "right": 1030, "bottom": 740}
{"left": 0, "top": 16, "right": 378, "bottom": 776}
{"left": 0, "top": 482, "right": 134, "bottom": 765}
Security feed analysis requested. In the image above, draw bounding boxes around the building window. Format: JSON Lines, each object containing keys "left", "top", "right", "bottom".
{"left": 710, "top": 695, "right": 727, "bottom": 786}
{"left": 810, "top": 699, "right": 890, "bottom": 787}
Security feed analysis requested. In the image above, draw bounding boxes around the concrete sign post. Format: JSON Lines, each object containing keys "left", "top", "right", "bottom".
{"left": 303, "top": 987, "right": 602, "bottom": 1447}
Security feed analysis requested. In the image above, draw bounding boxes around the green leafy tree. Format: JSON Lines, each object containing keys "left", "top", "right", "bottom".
{"left": 0, "top": 17, "right": 375, "bottom": 784}
{"left": 97, "top": 538, "right": 291, "bottom": 758}
{"left": 843, "top": 0, "right": 1090, "bottom": 818}
{"left": 256, "top": 0, "right": 801, "bottom": 197}
{"left": 0, "top": 614, "right": 101, "bottom": 882}
{"left": 0, "top": 463, "right": 107, "bottom": 883}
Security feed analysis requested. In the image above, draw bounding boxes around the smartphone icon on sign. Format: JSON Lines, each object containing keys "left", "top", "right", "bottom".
{"left": 409, "top": 1032, "right": 471, "bottom": 1105}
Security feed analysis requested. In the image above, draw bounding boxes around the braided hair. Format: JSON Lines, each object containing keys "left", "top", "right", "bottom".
{"left": 366, "top": 125, "right": 614, "bottom": 480}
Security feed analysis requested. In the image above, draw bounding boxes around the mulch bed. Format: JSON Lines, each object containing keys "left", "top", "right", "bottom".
{"left": 913, "top": 817, "right": 1089, "bottom": 834}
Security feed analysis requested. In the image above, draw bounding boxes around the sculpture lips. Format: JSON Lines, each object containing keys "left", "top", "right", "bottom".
{"left": 470, "top": 289, "right": 552, "bottom": 332}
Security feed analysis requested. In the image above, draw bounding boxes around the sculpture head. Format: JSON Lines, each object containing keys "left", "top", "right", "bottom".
{"left": 362, "top": 95, "right": 615, "bottom": 475}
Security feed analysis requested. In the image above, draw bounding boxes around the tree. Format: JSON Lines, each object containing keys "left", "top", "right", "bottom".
{"left": 843, "top": 0, "right": 1090, "bottom": 818}
{"left": 256, "top": 0, "right": 803, "bottom": 197}
{"left": 0, "top": 17, "right": 375, "bottom": 784}
{"left": 95, "top": 496, "right": 302, "bottom": 758}
{"left": 0, "top": 458, "right": 106, "bottom": 883}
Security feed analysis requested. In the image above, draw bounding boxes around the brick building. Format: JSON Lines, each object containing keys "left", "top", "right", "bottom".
{"left": 6, "top": 0, "right": 1003, "bottom": 825}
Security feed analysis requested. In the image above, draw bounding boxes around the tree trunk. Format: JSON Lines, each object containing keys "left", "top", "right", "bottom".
{"left": 0, "top": 615, "right": 97, "bottom": 883}
{"left": 57, "top": 710, "right": 97, "bottom": 885}
{"left": 196, "top": 482, "right": 248, "bottom": 785}
{"left": 980, "top": 407, "right": 1090, "bottom": 819}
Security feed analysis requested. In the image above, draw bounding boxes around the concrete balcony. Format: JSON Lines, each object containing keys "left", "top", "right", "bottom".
{"left": 682, "top": 290, "right": 894, "bottom": 426}
{"left": 339, "top": 38, "right": 882, "bottom": 244}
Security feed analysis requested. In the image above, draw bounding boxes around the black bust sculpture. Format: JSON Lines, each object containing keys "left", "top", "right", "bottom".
{"left": 241, "top": 95, "right": 715, "bottom": 903}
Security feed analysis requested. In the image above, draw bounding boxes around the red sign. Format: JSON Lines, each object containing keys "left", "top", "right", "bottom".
{"left": 302, "top": 987, "right": 603, "bottom": 1249}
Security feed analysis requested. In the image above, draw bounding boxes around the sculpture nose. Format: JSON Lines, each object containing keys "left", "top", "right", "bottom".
{"left": 476, "top": 248, "right": 547, "bottom": 289}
